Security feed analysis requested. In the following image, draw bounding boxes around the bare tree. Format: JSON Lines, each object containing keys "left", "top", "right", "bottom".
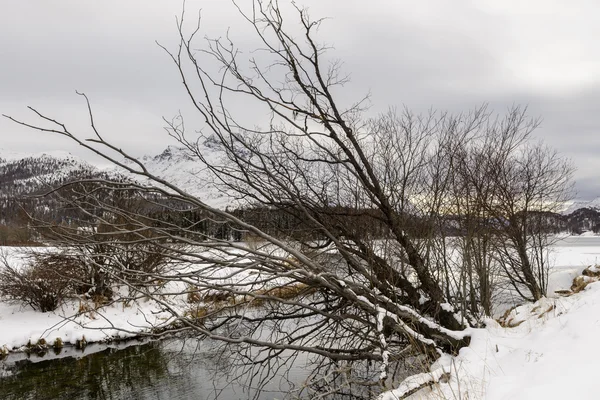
{"left": 457, "top": 111, "right": 574, "bottom": 302}
{"left": 3, "top": 1, "right": 573, "bottom": 397}
{"left": 452, "top": 181, "right": 499, "bottom": 317}
{"left": 490, "top": 143, "right": 573, "bottom": 301}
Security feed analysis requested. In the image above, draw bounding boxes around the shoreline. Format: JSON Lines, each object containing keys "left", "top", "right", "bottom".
{"left": 1, "top": 334, "right": 154, "bottom": 363}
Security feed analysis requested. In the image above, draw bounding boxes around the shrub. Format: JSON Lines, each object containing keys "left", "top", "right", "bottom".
{"left": 53, "top": 337, "right": 63, "bottom": 349}
{"left": 0, "top": 345, "right": 8, "bottom": 360}
{"left": 67, "top": 230, "right": 171, "bottom": 299}
{"left": 0, "top": 252, "right": 78, "bottom": 312}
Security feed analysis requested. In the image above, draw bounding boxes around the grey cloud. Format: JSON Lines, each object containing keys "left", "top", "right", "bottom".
{"left": 2, "top": 0, "right": 600, "bottom": 199}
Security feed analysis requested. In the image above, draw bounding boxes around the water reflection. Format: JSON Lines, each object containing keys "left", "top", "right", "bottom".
{"left": 0, "top": 339, "right": 306, "bottom": 400}
{"left": 3, "top": 342, "right": 183, "bottom": 399}
{"left": 0, "top": 338, "right": 416, "bottom": 399}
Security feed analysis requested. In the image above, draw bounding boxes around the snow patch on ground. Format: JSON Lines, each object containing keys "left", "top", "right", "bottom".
{"left": 0, "top": 298, "right": 174, "bottom": 350}
{"left": 3, "top": 237, "right": 600, "bottom": 399}
{"left": 381, "top": 236, "right": 600, "bottom": 399}
{"left": 383, "top": 283, "right": 600, "bottom": 399}
{"left": 0, "top": 245, "right": 295, "bottom": 352}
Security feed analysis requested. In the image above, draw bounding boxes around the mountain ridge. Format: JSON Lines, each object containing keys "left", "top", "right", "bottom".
{"left": 1, "top": 146, "right": 598, "bottom": 234}
{"left": 0, "top": 145, "right": 231, "bottom": 210}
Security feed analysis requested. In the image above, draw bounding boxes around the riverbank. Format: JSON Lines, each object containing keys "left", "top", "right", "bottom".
{"left": 0, "top": 245, "right": 301, "bottom": 356}
{"left": 0, "top": 245, "right": 195, "bottom": 356}
{"left": 3, "top": 237, "right": 600, "bottom": 399}
{"left": 0, "top": 290, "right": 177, "bottom": 356}
{"left": 379, "top": 270, "right": 600, "bottom": 399}
{"left": 0, "top": 236, "right": 597, "bottom": 354}
{"left": 377, "top": 237, "right": 600, "bottom": 399}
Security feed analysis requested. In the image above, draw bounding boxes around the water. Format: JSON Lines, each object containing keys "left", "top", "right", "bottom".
{"left": 554, "top": 235, "right": 600, "bottom": 248}
{"left": 550, "top": 235, "right": 600, "bottom": 269}
{"left": 0, "top": 339, "right": 311, "bottom": 400}
{"left": 6, "top": 236, "right": 600, "bottom": 399}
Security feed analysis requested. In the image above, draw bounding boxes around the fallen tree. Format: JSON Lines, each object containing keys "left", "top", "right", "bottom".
{"left": 4, "top": 1, "right": 573, "bottom": 397}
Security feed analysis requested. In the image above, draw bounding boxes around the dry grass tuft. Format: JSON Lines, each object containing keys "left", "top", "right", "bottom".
{"left": 187, "top": 285, "right": 202, "bottom": 303}
{"left": 506, "top": 319, "right": 525, "bottom": 328}
{"left": 246, "top": 283, "right": 314, "bottom": 307}
{"left": 554, "top": 289, "right": 572, "bottom": 297}
{"left": 537, "top": 305, "right": 555, "bottom": 319}
{"left": 498, "top": 306, "right": 518, "bottom": 327}
{"left": 187, "top": 282, "right": 313, "bottom": 308}
{"left": 77, "top": 296, "right": 108, "bottom": 319}
{"left": 555, "top": 267, "right": 600, "bottom": 297}
{"left": 78, "top": 301, "right": 91, "bottom": 314}
{"left": 75, "top": 335, "right": 87, "bottom": 350}
{"left": 202, "top": 291, "right": 233, "bottom": 303}
{"left": 184, "top": 305, "right": 208, "bottom": 321}
{"left": 256, "top": 283, "right": 310, "bottom": 300}
{"left": 581, "top": 266, "right": 600, "bottom": 278}
{"left": 0, "top": 345, "right": 8, "bottom": 360}
{"left": 53, "top": 337, "right": 63, "bottom": 350}
{"left": 77, "top": 301, "right": 97, "bottom": 319}
{"left": 186, "top": 286, "right": 234, "bottom": 304}
{"left": 571, "top": 276, "right": 590, "bottom": 293}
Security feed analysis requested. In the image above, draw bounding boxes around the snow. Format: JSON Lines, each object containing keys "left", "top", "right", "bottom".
{"left": 561, "top": 197, "right": 600, "bottom": 214}
{"left": 380, "top": 235, "right": 600, "bottom": 399}
{"left": 379, "top": 366, "right": 451, "bottom": 400}
{"left": 410, "top": 284, "right": 600, "bottom": 400}
{"left": 377, "top": 306, "right": 390, "bottom": 380}
{"left": 126, "top": 144, "right": 234, "bottom": 209}
{"left": 0, "top": 299, "right": 173, "bottom": 351}
{"left": 0, "top": 144, "right": 234, "bottom": 209}
{"left": 5, "top": 146, "right": 600, "bottom": 214}
{"left": 0, "top": 148, "right": 80, "bottom": 163}
{"left": 0, "top": 246, "right": 295, "bottom": 352}
{"left": 0, "top": 246, "right": 177, "bottom": 349}
{"left": 3, "top": 236, "right": 600, "bottom": 399}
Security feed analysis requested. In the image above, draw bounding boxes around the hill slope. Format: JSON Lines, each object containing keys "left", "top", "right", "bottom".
{"left": 2, "top": 146, "right": 599, "bottom": 234}
{"left": 0, "top": 145, "right": 231, "bottom": 226}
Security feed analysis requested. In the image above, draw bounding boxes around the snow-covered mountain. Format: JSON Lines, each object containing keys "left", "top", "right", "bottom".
{"left": 0, "top": 144, "right": 231, "bottom": 225}
{"left": 0, "top": 150, "right": 123, "bottom": 194}
{"left": 2, "top": 146, "right": 600, "bottom": 232}
{"left": 0, "top": 149, "right": 129, "bottom": 226}
{"left": 130, "top": 144, "right": 231, "bottom": 209}
{"left": 561, "top": 197, "right": 600, "bottom": 215}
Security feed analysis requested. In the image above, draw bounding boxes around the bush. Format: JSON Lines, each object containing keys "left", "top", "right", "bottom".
{"left": 71, "top": 240, "right": 170, "bottom": 299}
{"left": 0, "top": 253, "right": 78, "bottom": 312}
{"left": 44, "top": 221, "right": 173, "bottom": 298}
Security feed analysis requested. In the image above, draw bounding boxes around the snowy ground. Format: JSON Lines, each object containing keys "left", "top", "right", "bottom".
{"left": 3, "top": 237, "right": 600, "bottom": 399}
{"left": 0, "top": 246, "right": 177, "bottom": 351}
{"left": 0, "top": 297, "right": 174, "bottom": 351}
{"left": 0, "top": 245, "right": 294, "bottom": 353}
{"left": 394, "top": 284, "right": 600, "bottom": 399}
{"left": 381, "top": 236, "right": 600, "bottom": 399}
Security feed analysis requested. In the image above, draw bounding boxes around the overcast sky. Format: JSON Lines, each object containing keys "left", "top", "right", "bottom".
{"left": 1, "top": 0, "right": 600, "bottom": 198}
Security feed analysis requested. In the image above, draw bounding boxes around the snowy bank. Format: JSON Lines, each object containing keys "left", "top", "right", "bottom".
{"left": 380, "top": 258, "right": 600, "bottom": 399}
{"left": 3, "top": 237, "right": 600, "bottom": 399}
{"left": 0, "top": 246, "right": 297, "bottom": 354}
{"left": 0, "top": 295, "right": 176, "bottom": 352}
